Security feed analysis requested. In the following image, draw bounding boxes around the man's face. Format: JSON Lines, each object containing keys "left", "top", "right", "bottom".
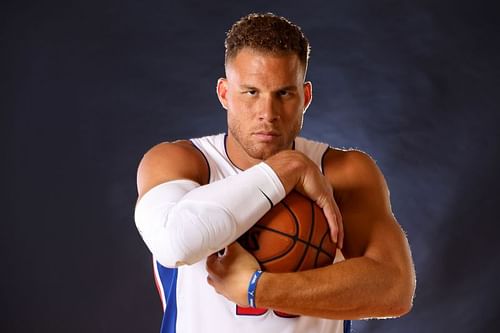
{"left": 217, "top": 48, "right": 312, "bottom": 167}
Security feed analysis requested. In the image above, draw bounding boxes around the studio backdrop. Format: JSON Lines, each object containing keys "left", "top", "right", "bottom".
{"left": 2, "top": 0, "right": 499, "bottom": 332}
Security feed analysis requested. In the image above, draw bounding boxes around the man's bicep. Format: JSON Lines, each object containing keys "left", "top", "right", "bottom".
{"left": 341, "top": 206, "right": 401, "bottom": 260}
{"left": 136, "top": 141, "right": 209, "bottom": 200}
{"left": 334, "top": 151, "right": 399, "bottom": 259}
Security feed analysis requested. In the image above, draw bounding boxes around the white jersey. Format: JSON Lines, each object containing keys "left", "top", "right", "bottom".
{"left": 153, "top": 133, "right": 350, "bottom": 333}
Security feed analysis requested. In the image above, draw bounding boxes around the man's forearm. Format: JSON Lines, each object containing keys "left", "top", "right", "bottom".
{"left": 255, "top": 255, "right": 414, "bottom": 320}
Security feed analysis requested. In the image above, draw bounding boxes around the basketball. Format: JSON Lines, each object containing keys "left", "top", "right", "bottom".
{"left": 238, "top": 191, "right": 336, "bottom": 273}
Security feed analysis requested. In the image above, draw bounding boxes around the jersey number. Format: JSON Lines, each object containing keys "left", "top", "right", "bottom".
{"left": 236, "top": 305, "right": 299, "bottom": 318}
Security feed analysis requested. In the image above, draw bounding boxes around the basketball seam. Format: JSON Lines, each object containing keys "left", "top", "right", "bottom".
{"left": 249, "top": 194, "right": 336, "bottom": 270}
{"left": 315, "top": 229, "right": 335, "bottom": 265}
{"left": 282, "top": 200, "right": 307, "bottom": 271}
{"left": 253, "top": 201, "right": 299, "bottom": 265}
{"left": 252, "top": 226, "right": 335, "bottom": 261}
{"left": 291, "top": 200, "right": 315, "bottom": 271}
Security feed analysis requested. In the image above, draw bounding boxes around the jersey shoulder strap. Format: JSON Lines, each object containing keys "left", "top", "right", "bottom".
{"left": 294, "top": 137, "right": 330, "bottom": 173}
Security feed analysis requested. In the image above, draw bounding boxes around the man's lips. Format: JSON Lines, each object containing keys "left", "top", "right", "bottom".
{"left": 252, "top": 131, "right": 280, "bottom": 141}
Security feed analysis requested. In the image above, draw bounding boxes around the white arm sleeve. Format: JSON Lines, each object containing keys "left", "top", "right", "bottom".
{"left": 134, "top": 162, "right": 286, "bottom": 268}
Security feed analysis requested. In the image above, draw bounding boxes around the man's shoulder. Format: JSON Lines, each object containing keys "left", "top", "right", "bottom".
{"left": 324, "top": 147, "right": 376, "bottom": 171}
{"left": 323, "top": 147, "right": 383, "bottom": 188}
{"left": 144, "top": 139, "right": 198, "bottom": 158}
{"left": 138, "top": 139, "right": 210, "bottom": 188}
{"left": 296, "top": 136, "right": 374, "bottom": 166}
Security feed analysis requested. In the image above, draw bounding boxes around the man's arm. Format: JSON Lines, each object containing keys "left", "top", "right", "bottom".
{"left": 136, "top": 140, "right": 209, "bottom": 200}
{"left": 206, "top": 149, "right": 415, "bottom": 319}
{"left": 135, "top": 143, "right": 342, "bottom": 268}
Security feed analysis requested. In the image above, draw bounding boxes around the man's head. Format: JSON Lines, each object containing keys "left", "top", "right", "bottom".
{"left": 218, "top": 13, "right": 313, "bottom": 168}
{"left": 224, "top": 13, "right": 310, "bottom": 76}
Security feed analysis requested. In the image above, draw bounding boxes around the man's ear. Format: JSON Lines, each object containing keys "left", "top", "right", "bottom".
{"left": 216, "top": 78, "right": 228, "bottom": 110}
{"left": 303, "top": 81, "right": 313, "bottom": 113}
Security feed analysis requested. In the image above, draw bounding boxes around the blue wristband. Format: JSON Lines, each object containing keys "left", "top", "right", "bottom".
{"left": 247, "top": 270, "right": 263, "bottom": 308}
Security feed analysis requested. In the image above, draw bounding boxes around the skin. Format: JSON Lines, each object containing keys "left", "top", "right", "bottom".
{"left": 136, "top": 47, "right": 415, "bottom": 320}
{"left": 219, "top": 48, "right": 309, "bottom": 165}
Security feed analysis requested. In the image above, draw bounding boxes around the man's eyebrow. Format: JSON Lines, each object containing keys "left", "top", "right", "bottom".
{"left": 238, "top": 84, "right": 299, "bottom": 91}
{"left": 277, "top": 85, "right": 299, "bottom": 91}
{"left": 239, "top": 84, "right": 258, "bottom": 90}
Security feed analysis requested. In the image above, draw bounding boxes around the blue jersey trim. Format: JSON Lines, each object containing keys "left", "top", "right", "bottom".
{"left": 344, "top": 320, "right": 351, "bottom": 333}
{"left": 157, "top": 262, "right": 178, "bottom": 333}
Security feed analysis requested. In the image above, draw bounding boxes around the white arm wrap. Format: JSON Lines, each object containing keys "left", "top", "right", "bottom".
{"left": 134, "top": 162, "right": 286, "bottom": 268}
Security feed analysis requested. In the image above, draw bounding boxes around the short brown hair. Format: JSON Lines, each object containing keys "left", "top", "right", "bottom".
{"left": 224, "top": 13, "right": 310, "bottom": 70}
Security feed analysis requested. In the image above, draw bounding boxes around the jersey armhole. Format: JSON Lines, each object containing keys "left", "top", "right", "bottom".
{"left": 189, "top": 140, "right": 211, "bottom": 185}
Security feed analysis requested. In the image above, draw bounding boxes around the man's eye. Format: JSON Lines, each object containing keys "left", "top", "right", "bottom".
{"left": 246, "top": 90, "right": 257, "bottom": 96}
{"left": 278, "top": 90, "right": 291, "bottom": 97}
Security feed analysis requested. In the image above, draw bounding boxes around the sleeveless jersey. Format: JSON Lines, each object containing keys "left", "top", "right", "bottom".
{"left": 153, "top": 133, "right": 351, "bottom": 333}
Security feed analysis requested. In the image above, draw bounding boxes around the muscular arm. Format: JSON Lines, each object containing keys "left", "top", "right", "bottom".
{"left": 207, "top": 149, "right": 415, "bottom": 319}
{"left": 135, "top": 143, "right": 342, "bottom": 268}
{"left": 135, "top": 141, "right": 286, "bottom": 267}
{"left": 136, "top": 140, "right": 209, "bottom": 200}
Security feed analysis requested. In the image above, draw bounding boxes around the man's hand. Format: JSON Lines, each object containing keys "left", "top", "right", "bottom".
{"left": 206, "top": 242, "right": 260, "bottom": 306}
{"left": 265, "top": 150, "right": 344, "bottom": 248}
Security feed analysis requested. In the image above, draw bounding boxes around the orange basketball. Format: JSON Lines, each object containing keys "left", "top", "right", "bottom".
{"left": 238, "top": 191, "right": 336, "bottom": 273}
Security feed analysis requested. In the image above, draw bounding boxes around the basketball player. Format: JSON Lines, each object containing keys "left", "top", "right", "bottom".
{"left": 135, "top": 13, "right": 415, "bottom": 333}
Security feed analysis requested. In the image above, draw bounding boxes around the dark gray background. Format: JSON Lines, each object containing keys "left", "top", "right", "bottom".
{"left": 2, "top": 0, "right": 499, "bottom": 332}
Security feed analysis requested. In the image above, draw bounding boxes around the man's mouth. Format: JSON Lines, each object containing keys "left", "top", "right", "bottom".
{"left": 253, "top": 131, "right": 280, "bottom": 142}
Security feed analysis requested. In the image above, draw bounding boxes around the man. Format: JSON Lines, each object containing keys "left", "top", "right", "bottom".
{"left": 135, "top": 13, "right": 415, "bottom": 333}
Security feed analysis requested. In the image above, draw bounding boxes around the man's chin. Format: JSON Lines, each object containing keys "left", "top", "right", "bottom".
{"left": 247, "top": 144, "right": 287, "bottom": 161}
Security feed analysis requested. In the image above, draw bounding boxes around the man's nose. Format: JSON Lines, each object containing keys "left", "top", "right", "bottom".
{"left": 258, "top": 95, "right": 280, "bottom": 122}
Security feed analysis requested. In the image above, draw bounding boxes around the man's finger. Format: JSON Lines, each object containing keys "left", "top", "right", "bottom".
{"left": 206, "top": 253, "right": 219, "bottom": 274}
{"left": 207, "top": 275, "right": 214, "bottom": 286}
{"left": 337, "top": 210, "right": 344, "bottom": 249}
{"left": 333, "top": 201, "right": 343, "bottom": 249}
{"left": 322, "top": 204, "right": 339, "bottom": 245}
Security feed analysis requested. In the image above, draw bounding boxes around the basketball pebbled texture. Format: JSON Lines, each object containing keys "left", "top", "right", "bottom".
{"left": 238, "top": 191, "right": 336, "bottom": 273}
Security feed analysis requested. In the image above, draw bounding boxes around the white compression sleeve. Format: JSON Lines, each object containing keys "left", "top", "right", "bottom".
{"left": 134, "top": 162, "right": 286, "bottom": 268}
{"left": 135, "top": 179, "right": 200, "bottom": 267}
